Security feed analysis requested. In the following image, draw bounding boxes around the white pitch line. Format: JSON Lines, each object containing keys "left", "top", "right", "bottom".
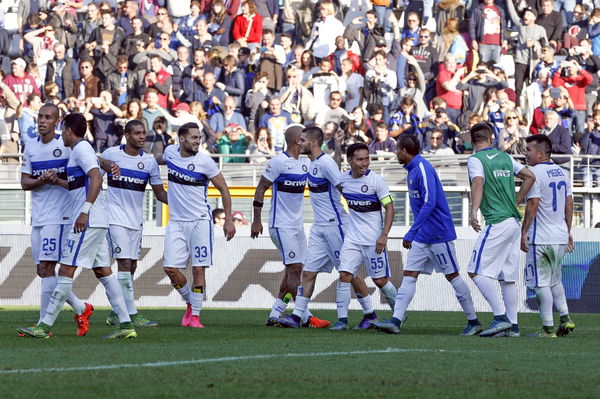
{"left": 0, "top": 348, "right": 442, "bottom": 375}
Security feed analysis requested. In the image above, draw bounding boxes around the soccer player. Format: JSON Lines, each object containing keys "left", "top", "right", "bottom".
{"left": 251, "top": 124, "right": 329, "bottom": 328}
{"left": 272, "top": 126, "right": 379, "bottom": 330}
{"left": 18, "top": 113, "right": 136, "bottom": 339}
{"left": 330, "top": 142, "right": 397, "bottom": 331}
{"left": 371, "top": 135, "right": 482, "bottom": 335}
{"left": 102, "top": 120, "right": 168, "bottom": 328}
{"left": 522, "top": 135, "right": 575, "bottom": 337}
{"left": 467, "top": 123, "right": 536, "bottom": 337}
{"left": 158, "top": 122, "right": 236, "bottom": 328}
{"left": 20, "top": 103, "right": 93, "bottom": 336}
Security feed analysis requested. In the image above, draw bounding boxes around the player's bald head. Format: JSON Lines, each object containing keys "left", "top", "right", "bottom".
{"left": 284, "top": 124, "right": 304, "bottom": 146}
{"left": 40, "top": 103, "right": 60, "bottom": 119}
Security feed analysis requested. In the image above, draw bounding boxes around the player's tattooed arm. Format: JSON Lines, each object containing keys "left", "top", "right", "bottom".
{"left": 565, "top": 194, "right": 574, "bottom": 253}
{"left": 211, "top": 173, "right": 236, "bottom": 241}
{"left": 520, "top": 197, "right": 540, "bottom": 252}
{"left": 151, "top": 184, "right": 168, "bottom": 204}
{"left": 376, "top": 201, "right": 395, "bottom": 254}
{"left": 251, "top": 176, "right": 273, "bottom": 239}
{"left": 97, "top": 156, "right": 120, "bottom": 178}
{"left": 469, "top": 176, "right": 484, "bottom": 232}
{"left": 515, "top": 167, "right": 536, "bottom": 205}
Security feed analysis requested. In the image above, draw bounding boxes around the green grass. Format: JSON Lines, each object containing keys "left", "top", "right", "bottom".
{"left": 1, "top": 308, "right": 599, "bottom": 398}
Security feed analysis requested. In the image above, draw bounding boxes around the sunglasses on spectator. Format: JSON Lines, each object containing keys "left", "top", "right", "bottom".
{"left": 506, "top": 116, "right": 518, "bottom": 120}
{"left": 432, "top": 136, "right": 442, "bottom": 141}
{"left": 419, "top": 35, "right": 429, "bottom": 38}
{"left": 408, "top": 19, "right": 418, "bottom": 23}
{"left": 158, "top": 11, "right": 168, "bottom": 15}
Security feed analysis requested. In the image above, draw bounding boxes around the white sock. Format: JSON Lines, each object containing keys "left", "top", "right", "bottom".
{"left": 450, "top": 276, "right": 477, "bottom": 320}
{"left": 380, "top": 281, "right": 396, "bottom": 310}
{"left": 500, "top": 281, "right": 518, "bottom": 325}
{"left": 118, "top": 271, "right": 137, "bottom": 315}
{"left": 176, "top": 284, "right": 192, "bottom": 303}
{"left": 190, "top": 287, "right": 204, "bottom": 316}
{"left": 293, "top": 296, "right": 310, "bottom": 318}
{"left": 99, "top": 275, "right": 131, "bottom": 324}
{"left": 336, "top": 282, "right": 351, "bottom": 319}
{"left": 269, "top": 298, "right": 287, "bottom": 318}
{"left": 357, "top": 294, "right": 374, "bottom": 315}
{"left": 535, "top": 286, "right": 554, "bottom": 327}
{"left": 301, "top": 309, "right": 312, "bottom": 324}
{"left": 472, "top": 275, "right": 505, "bottom": 316}
{"left": 39, "top": 276, "right": 57, "bottom": 323}
{"left": 551, "top": 283, "right": 569, "bottom": 316}
{"left": 392, "top": 276, "right": 416, "bottom": 321}
{"left": 41, "top": 275, "right": 73, "bottom": 326}
{"left": 66, "top": 291, "right": 86, "bottom": 315}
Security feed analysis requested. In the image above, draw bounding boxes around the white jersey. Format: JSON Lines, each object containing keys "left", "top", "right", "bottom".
{"left": 67, "top": 140, "right": 108, "bottom": 228}
{"left": 102, "top": 145, "right": 162, "bottom": 229}
{"left": 164, "top": 145, "right": 220, "bottom": 221}
{"left": 263, "top": 151, "right": 309, "bottom": 228}
{"left": 307, "top": 152, "right": 348, "bottom": 226}
{"left": 340, "top": 169, "right": 391, "bottom": 245}
{"left": 21, "top": 135, "right": 72, "bottom": 226}
{"left": 526, "top": 162, "right": 572, "bottom": 245}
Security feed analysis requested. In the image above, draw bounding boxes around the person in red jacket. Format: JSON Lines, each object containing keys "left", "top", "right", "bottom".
{"left": 143, "top": 55, "right": 172, "bottom": 109}
{"left": 2, "top": 58, "right": 41, "bottom": 105}
{"left": 232, "top": 0, "right": 263, "bottom": 50}
{"left": 552, "top": 59, "right": 593, "bottom": 134}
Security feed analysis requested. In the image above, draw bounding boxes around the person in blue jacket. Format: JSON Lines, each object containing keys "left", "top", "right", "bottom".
{"left": 371, "top": 134, "right": 482, "bottom": 335}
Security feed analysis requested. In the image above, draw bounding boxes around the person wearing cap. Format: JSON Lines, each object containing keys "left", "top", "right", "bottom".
{"left": 231, "top": 211, "right": 248, "bottom": 227}
{"left": 157, "top": 102, "right": 202, "bottom": 131}
{"left": 506, "top": 0, "right": 548, "bottom": 104}
{"left": 209, "top": 96, "right": 247, "bottom": 133}
{"left": 216, "top": 123, "right": 253, "bottom": 163}
{"left": 3, "top": 59, "right": 42, "bottom": 104}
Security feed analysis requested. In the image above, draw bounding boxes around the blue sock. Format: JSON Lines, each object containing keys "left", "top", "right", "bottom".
{"left": 390, "top": 317, "right": 402, "bottom": 327}
{"left": 339, "top": 317, "right": 348, "bottom": 324}
{"left": 468, "top": 318, "right": 480, "bottom": 326}
{"left": 493, "top": 314, "right": 508, "bottom": 322}
{"left": 511, "top": 323, "right": 519, "bottom": 333}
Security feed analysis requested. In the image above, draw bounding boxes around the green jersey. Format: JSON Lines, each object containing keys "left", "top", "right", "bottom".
{"left": 468, "top": 148, "right": 523, "bottom": 225}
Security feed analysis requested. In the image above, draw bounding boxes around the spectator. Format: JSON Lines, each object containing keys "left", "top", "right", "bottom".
{"left": 245, "top": 72, "right": 271, "bottom": 133}
{"left": 536, "top": 0, "right": 564, "bottom": 49}
{"left": 143, "top": 55, "right": 172, "bottom": 108}
{"left": 346, "top": 10, "right": 385, "bottom": 64}
{"left": 308, "top": 2, "right": 345, "bottom": 59}
{"left": 71, "top": 59, "right": 102, "bottom": 101}
{"left": 145, "top": 116, "right": 172, "bottom": 155}
{"left": 305, "top": 58, "right": 344, "bottom": 110}
{"left": 259, "top": 96, "right": 293, "bottom": 152}
{"left": 3, "top": 59, "right": 41, "bottom": 104}
{"left": 45, "top": 43, "right": 78, "bottom": 101}
{"left": 424, "top": 128, "right": 455, "bottom": 155}
{"left": 123, "top": 16, "right": 153, "bottom": 57}
{"left": 217, "top": 123, "right": 253, "bottom": 163}
{"left": 457, "top": 64, "right": 508, "bottom": 113}
{"left": 389, "top": 97, "right": 421, "bottom": 137}
{"left": 180, "top": 1, "right": 204, "bottom": 41}
{"left": 437, "top": 18, "right": 468, "bottom": 65}
{"left": 279, "top": 67, "right": 316, "bottom": 124}
{"left": 116, "top": 99, "right": 149, "bottom": 133}
{"left": 345, "top": 106, "right": 374, "bottom": 144}
{"left": 551, "top": 86, "right": 576, "bottom": 132}
{"left": 552, "top": 59, "right": 593, "bottom": 134}
{"left": 435, "top": 54, "right": 465, "bottom": 123}
{"left": 249, "top": 126, "right": 274, "bottom": 164}
{"left": 364, "top": 50, "right": 397, "bottom": 122}
{"left": 255, "top": 0, "right": 279, "bottom": 32}
{"left": 469, "top": 0, "right": 505, "bottom": 64}
{"left": 568, "top": 38, "right": 600, "bottom": 116}
{"left": 368, "top": 121, "right": 396, "bottom": 155}
{"left": 232, "top": 1, "right": 263, "bottom": 49}
{"left": 191, "top": 18, "right": 214, "bottom": 52}
{"left": 107, "top": 55, "right": 142, "bottom": 106}
{"left": 83, "top": 91, "right": 125, "bottom": 152}
{"left": 24, "top": 25, "right": 58, "bottom": 80}
{"left": 212, "top": 208, "right": 226, "bottom": 226}
{"left": 90, "top": 10, "right": 126, "bottom": 61}
{"left": 532, "top": 46, "right": 561, "bottom": 79}
{"left": 17, "top": 93, "right": 43, "bottom": 149}
{"left": 232, "top": 211, "right": 249, "bottom": 227}
{"left": 418, "top": 107, "right": 460, "bottom": 150}
{"left": 411, "top": 27, "right": 439, "bottom": 104}
{"left": 401, "top": 12, "right": 421, "bottom": 46}
{"left": 210, "top": 96, "right": 247, "bottom": 133}
{"left": 119, "top": 0, "right": 150, "bottom": 36}
{"left": 171, "top": 46, "right": 191, "bottom": 99}
{"left": 542, "top": 109, "right": 572, "bottom": 164}
{"left": 315, "top": 91, "right": 349, "bottom": 127}
{"left": 497, "top": 110, "right": 527, "bottom": 155}
{"left": 157, "top": 102, "right": 202, "bottom": 131}
{"left": 340, "top": 58, "right": 364, "bottom": 113}
{"left": 207, "top": 0, "right": 233, "bottom": 47}
{"left": 79, "top": 3, "right": 102, "bottom": 46}
{"left": 218, "top": 55, "right": 246, "bottom": 108}
{"left": 525, "top": 68, "right": 553, "bottom": 126}
{"left": 580, "top": 111, "right": 600, "bottom": 186}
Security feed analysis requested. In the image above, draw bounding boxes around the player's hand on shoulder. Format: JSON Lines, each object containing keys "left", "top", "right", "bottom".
{"left": 250, "top": 219, "right": 263, "bottom": 239}
{"left": 223, "top": 219, "right": 236, "bottom": 241}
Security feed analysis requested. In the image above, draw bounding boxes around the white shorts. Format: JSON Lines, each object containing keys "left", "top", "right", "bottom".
{"left": 339, "top": 240, "right": 390, "bottom": 279}
{"left": 163, "top": 220, "right": 213, "bottom": 268}
{"left": 304, "top": 224, "right": 345, "bottom": 273}
{"left": 269, "top": 227, "right": 307, "bottom": 265}
{"left": 467, "top": 217, "right": 521, "bottom": 282}
{"left": 31, "top": 224, "right": 69, "bottom": 264}
{"left": 405, "top": 241, "right": 460, "bottom": 275}
{"left": 525, "top": 244, "right": 567, "bottom": 288}
{"left": 60, "top": 227, "right": 111, "bottom": 269}
{"left": 108, "top": 225, "right": 142, "bottom": 260}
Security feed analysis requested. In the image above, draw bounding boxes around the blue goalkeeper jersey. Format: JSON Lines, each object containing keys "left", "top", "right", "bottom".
{"left": 403, "top": 154, "right": 456, "bottom": 244}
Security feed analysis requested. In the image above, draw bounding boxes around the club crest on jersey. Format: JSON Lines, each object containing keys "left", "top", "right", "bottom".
{"left": 288, "top": 251, "right": 295, "bottom": 259}
{"left": 114, "top": 246, "right": 122, "bottom": 254}
{"left": 53, "top": 149, "right": 62, "bottom": 157}
{"left": 361, "top": 185, "right": 368, "bottom": 193}
{"left": 187, "top": 164, "right": 195, "bottom": 171}
{"left": 137, "top": 162, "right": 145, "bottom": 170}
{"left": 302, "top": 165, "right": 308, "bottom": 172}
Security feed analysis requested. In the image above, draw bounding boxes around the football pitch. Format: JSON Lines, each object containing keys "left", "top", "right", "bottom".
{"left": 1, "top": 308, "right": 599, "bottom": 399}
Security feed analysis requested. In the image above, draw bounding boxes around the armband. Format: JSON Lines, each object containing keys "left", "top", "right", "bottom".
{"left": 380, "top": 195, "right": 393, "bottom": 206}
{"left": 253, "top": 200, "right": 264, "bottom": 208}
{"left": 81, "top": 202, "right": 93, "bottom": 214}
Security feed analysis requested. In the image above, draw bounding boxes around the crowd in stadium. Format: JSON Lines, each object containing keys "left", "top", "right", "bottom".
{"left": 0, "top": 0, "right": 599, "bottom": 163}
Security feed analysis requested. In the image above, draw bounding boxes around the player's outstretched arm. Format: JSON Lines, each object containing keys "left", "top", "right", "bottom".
{"left": 251, "top": 176, "right": 272, "bottom": 239}
{"left": 211, "top": 173, "right": 236, "bottom": 241}
{"left": 469, "top": 176, "right": 484, "bottom": 232}
{"left": 515, "top": 167, "right": 536, "bottom": 205}
{"left": 151, "top": 184, "right": 168, "bottom": 204}
{"left": 566, "top": 194, "right": 574, "bottom": 253}
{"left": 74, "top": 168, "right": 102, "bottom": 233}
{"left": 521, "top": 197, "right": 540, "bottom": 252}
{"left": 376, "top": 200, "right": 395, "bottom": 254}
